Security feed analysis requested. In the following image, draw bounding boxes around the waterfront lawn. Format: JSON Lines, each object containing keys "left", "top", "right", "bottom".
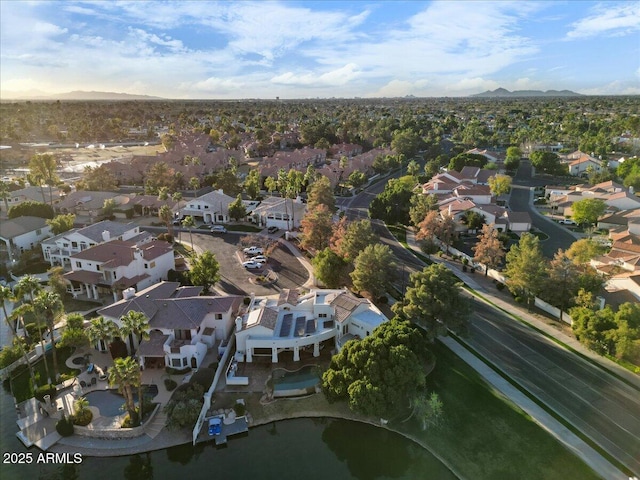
{"left": 419, "top": 341, "right": 599, "bottom": 480}
{"left": 8, "top": 346, "right": 80, "bottom": 403}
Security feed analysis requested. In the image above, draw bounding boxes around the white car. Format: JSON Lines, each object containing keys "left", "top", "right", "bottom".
{"left": 210, "top": 225, "right": 227, "bottom": 233}
{"left": 243, "top": 246, "right": 264, "bottom": 256}
{"left": 242, "top": 260, "right": 263, "bottom": 269}
{"left": 251, "top": 255, "right": 268, "bottom": 263}
{"left": 558, "top": 219, "right": 576, "bottom": 225}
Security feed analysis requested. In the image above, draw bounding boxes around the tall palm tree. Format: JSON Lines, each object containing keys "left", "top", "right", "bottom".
{"left": 86, "top": 316, "right": 119, "bottom": 355}
{"left": 14, "top": 275, "right": 43, "bottom": 336}
{"left": 120, "top": 310, "right": 150, "bottom": 420}
{"left": 120, "top": 311, "right": 150, "bottom": 356}
{"left": 158, "top": 204, "right": 174, "bottom": 239}
{"left": 33, "top": 290, "right": 63, "bottom": 383}
{"left": 181, "top": 215, "right": 196, "bottom": 248}
{"left": 28, "top": 153, "right": 59, "bottom": 206}
{"left": 109, "top": 356, "right": 141, "bottom": 426}
{"left": 1, "top": 286, "right": 37, "bottom": 390}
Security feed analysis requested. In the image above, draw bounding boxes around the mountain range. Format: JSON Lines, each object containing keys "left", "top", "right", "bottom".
{"left": 1, "top": 90, "right": 164, "bottom": 100}
{"left": 472, "top": 88, "right": 583, "bottom": 98}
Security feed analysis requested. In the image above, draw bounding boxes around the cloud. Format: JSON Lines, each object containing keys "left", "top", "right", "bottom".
{"left": 566, "top": 3, "right": 640, "bottom": 39}
{"left": 180, "top": 76, "right": 243, "bottom": 94}
{"left": 580, "top": 80, "right": 640, "bottom": 96}
{"left": 271, "top": 64, "right": 361, "bottom": 87}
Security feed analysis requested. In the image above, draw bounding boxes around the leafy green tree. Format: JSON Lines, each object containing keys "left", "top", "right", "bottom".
{"left": 566, "top": 238, "right": 607, "bottom": 264}
{"left": 8, "top": 201, "right": 54, "bottom": 219}
{"left": 109, "top": 356, "right": 142, "bottom": 426}
{"left": 330, "top": 219, "right": 378, "bottom": 262}
{"left": 102, "top": 198, "right": 117, "bottom": 217}
{"left": 28, "top": 153, "right": 59, "bottom": 205}
{"left": 409, "top": 194, "right": 438, "bottom": 227}
{"left": 448, "top": 153, "right": 487, "bottom": 172}
{"left": 504, "top": 146, "right": 521, "bottom": 172}
{"left": 571, "top": 198, "right": 606, "bottom": 227}
{"left": 300, "top": 204, "right": 334, "bottom": 252}
{"left": 350, "top": 244, "right": 395, "bottom": 299}
{"left": 76, "top": 164, "right": 117, "bottom": 191}
{"left": 530, "top": 151, "right": 563, "bottom": 175}
{"left": 47, "top": 213, "right": 76, "bottom": 235}
{"left": 145, "top": 162, "right": 176, "bottom": 195}
{"left": 369, "top": 176, "right": 414, "bottom": 225}
{"left": 504, "top": 233, "right": 547, "bottom": 306}
{"left": 33, "top": 290, "right": 63, "bottom": 382}
{"left": 473, "top": 224, "right": 505, "bottom": 275}
{"left": 391, "top": 129, "right": 422, "bottom": 159}
{"left": 461, "top": 210, "right": 485, "bottom": 231}
{"left": 228, "top": 194, "right": 247, "bottom": 221}
{"left": 542, "top": 250, "right": 581, "bottom": 322}
{"left": 244, "top": 169, "right": 261, "bottom": 200}
{"left": 570, "top": 306, "right": 617, "bottom": 355}
{"left": 412, "top": 392, "right": 444, "bottom": 430}
{"left": 406, "top": 159, "right": 420, "bottom": 177}
{"left": 157, "top": 186, "right": 169, "bottom": 201}
{"left": 393, "top": 263, "right": 470, "bottom": 341}
{"left": 306, "top": 176, "right": 335, "bottom": 212}
{"left": 488, "top": 174, "right": 512, "bottom": 197}
{"left": 312, "top": 248, "right": 349, "bottom": 288}
{"left": 213, "top": 168, "right": 241, "bottom": 196}
{"left": 322, "top": 319, "right": 430, "bottom": 418}
{"left": 164, "top": 383, "right": 204, "bottom": 430}
{"left": 264, "top": 176, "right": 277, "bottom": 196}
{"left": 347, "top": 170, "right": 367, "bottom": 189}
{"left": 188, "top": 251, "right": 221, "bottom": 293}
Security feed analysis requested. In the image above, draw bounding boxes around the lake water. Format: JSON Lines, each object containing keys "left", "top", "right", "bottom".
{"left": 0, "top": 386, "right": 457, "bottom": 480}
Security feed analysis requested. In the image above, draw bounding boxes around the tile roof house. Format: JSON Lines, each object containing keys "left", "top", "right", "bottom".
{"left": 41, "top": 220, "right": 148, "bottom": 268}
{"left": 180, "top": 189, "right": 237, "bottom": 224}
{"left": 249, "top": 196, "right": 307, "bottom": 230}
{"left": 0, "top": 216, "right": 52, "bottom": 264}
{"left": 98, "top": 282, "right": 242, "bottom": 368}
{"left": 258, "top": 147, "right": 327, "bottom": 178}
{"left": 1, "top": 185, "right": 61, "bottom": 212}
{"left": 63, "top": 238, "right": 175, "bottom": 302}
{"left": 565, "top": 152, "right": 603, "bottom": 176}
{"left": 235, "top": 288, "right": 388, "bottom": 363}
{"left": 56, "top": 191, "right": 131, "bottom": 217}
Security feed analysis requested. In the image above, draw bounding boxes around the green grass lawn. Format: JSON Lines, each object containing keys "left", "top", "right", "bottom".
{"left": 228, "top": 224, "right": 262, "bottom": 232}
{"left": 8, "top": 346, "right": 80, "bottom": 403}
{"left": 411, "top": 341, "right": 599, "bottom": 480}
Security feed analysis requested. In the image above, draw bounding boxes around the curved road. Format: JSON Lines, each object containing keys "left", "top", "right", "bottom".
{"left": 341, "top": 175, "right": 640, "bottom": 476}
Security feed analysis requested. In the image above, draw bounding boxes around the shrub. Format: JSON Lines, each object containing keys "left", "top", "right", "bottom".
{"left": 496, "top": 282, "right": 505, "bottom": 291}
{"left": 34, "top": 384, "right": 57, "bottom": 402}
{"left": 165, "top": 366, "right": 192, "bottom": 375}
{"left": 72, "top": 409, "right": 93, "bottom": 426}
{"left": 462, "top": 258, "right": 469, "bottom": 265}
{"left": 233, "top": 402, "right": 246, "bottom": 417}
{"left": 164, "top": 378, "right": 178, "bottom": 391}
{"left": 121, "top": 414, "right": 136, "bottom": 428}
{"left": 56, "top": 415, "right": 74, "bottom": 436}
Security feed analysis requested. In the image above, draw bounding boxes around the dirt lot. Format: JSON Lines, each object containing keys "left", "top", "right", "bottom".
{"left": 192, "top": 232, "right": 309, "bottom": 296}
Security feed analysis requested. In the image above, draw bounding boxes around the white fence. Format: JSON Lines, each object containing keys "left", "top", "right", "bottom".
{"left": 534, "top": 297, "right": 573, "bottom": 325}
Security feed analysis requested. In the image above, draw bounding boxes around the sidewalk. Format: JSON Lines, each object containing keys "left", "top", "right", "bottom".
{"left": 405, "top": 229, "right": 636, "bottom": 480}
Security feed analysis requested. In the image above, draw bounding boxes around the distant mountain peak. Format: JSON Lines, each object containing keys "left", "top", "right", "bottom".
{"left": 472, "top": 88, "right": 583, "bottom": 98}
{"left": 1, "top": 90, "right": 164, "bottom": 100}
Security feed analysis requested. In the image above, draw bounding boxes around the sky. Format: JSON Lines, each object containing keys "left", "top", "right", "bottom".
{"left": 1, "top": 0, "right": 639, "bottom": 99}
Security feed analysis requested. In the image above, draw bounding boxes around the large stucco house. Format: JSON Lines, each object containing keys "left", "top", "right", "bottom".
{"left": 0, "top": 216, "right": 52, "bottom": 264}
{"left": 98, "top": 282, "right": 243, "bottom": 369}
{"left": 63, "top": 238, "right": 175, "bottom": 302}
{"left": 235, "top": 288, "right": 388, "bottom": 363}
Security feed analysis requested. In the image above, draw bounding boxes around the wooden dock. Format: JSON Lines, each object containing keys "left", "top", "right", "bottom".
{"left": 195, "top": 415, "right": 249, "bottom": 446}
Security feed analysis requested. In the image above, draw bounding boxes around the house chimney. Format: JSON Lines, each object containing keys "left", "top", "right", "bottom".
{"left": 122, "top": 288, "right": 136, "bottom": 300}
{"left": 102, "top": 230, "right": 110, "bottom": 242}
{"left": 235, "top": 316, "right": 243, "bottom": 332}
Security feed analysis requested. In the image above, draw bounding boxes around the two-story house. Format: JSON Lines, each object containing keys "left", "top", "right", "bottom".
{"left": 0, "top": 216, "right": 52, "bottom": 264}
{"left": 235, "top": 288, "right": 388, "bottom": 363}
{"left": 42, "top": 220, "right": 148, "bottom": 268}
{"left": 63, "top": 239, "right": 175, "bottom": 302}
{"left": 179, "top": 189, "right": 236, "bottom": 224}
{"left": 98, "top": 282, "right": 243, "bottom": 369}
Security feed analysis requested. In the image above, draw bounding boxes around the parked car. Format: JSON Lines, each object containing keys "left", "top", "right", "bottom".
{"left": 243, "top": 246, "right": 264, "bottom": 256}
{"left": 558, "top": 219, "right": 576, "bottom": 225}
{"left": 250, "top": 255, "right": 268, "bottom": 263}
{"left": 242, "top": 260, "right": 263, "bottom": 269}
{"left": 208, "top": 417, "right": 222, "bottom": 436}
{"left": 210, "top": 225, "right": 227, "bottom": 233}
{"left": 267, "top": 226, "right": 279, "bottom": 234}
{"left": 172, "top": 218, "right": 182, "bottom": 225}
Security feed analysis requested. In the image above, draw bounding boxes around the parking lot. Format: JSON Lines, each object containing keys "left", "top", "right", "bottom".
{"left": 191, "top": 232, "right": 310, "bottom": 296}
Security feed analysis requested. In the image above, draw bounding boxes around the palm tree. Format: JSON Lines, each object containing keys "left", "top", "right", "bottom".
{"left": 14, "top": 275, "right": 43, "bottom": 339}
{"left": 1, "top": 286, "right": 37, "bottom": 390}
{"left": 109, "top": 356, "right": 141, "bottom": 426}
{"left": 119, "top": 310, "right": 150, "bottom": 420}
{"left": 158, "top": 204, "right": 174, "bottom": 239}
{"left": 0, "top": 182, "right": 10, "bottom": 213}
{"left": 28, "top": 153, "right": 59, "bottom": 205}
{"left": 33, "top": 290, "right": 63, "bottom": 383}
{"left": 86, "top": 316, "right": 119, "bottom": 354}
{"left": 181, "top": 215, "right": 196, "bottom": 248}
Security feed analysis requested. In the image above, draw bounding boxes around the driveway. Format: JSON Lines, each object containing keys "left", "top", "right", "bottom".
{"left": 192, "top": 232, "right": 309, "bottom": 296}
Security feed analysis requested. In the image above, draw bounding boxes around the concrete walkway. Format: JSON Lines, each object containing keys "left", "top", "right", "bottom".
{"left": 405, "top": 230, "right": 635, "bottom": 480}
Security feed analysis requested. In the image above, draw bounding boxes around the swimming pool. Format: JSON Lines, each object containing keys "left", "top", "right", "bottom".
{"left": 272, "top": 365, "right": 320, "bottom": 396}
{"left": 84, "top": 385, "right": 159, "bottom": 417}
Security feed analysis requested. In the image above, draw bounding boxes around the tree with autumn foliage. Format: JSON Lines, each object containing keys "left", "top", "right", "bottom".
{"left": 473, "top": 224, "right": 505, "bottom": 275}
{"left": 300, "top": 204, "right": 334, "bottom": 252}
{"left": 416, "top": 210, "right": 457, "bottom": 254}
